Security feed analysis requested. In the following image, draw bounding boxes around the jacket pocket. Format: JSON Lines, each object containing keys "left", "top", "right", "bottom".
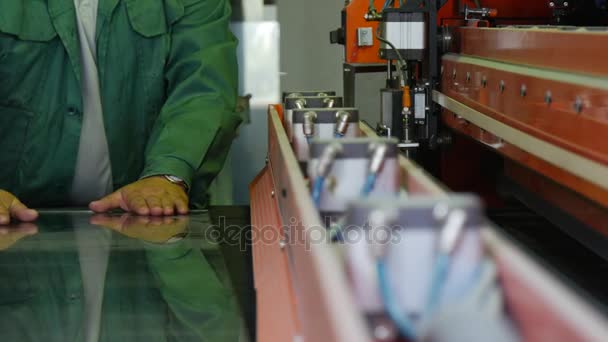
{"left": 125, "top": 0, "right": 186, "bottom": 38}
{"left": 0, "top": 1, "right": 58, "bottom": 41}
{"left": 0, "top": 106, "right": 32, "bottom": 191}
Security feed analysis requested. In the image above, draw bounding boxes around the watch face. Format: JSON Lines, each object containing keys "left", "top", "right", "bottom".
{"left": 164, "top": 175, "right": 189, "bottom": 192}
{"left": 166, "top": 175, "right": 182, "bottom": 183}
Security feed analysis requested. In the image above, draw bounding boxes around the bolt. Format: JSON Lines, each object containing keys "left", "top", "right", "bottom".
{"left": 545, "top": 91, "right": 553, "bottom": 105}
{"left": 452, "top": 69, "right": 457, "bottom": 80}
{"left": 271, "top": 190, "right": 275, "bottom": 197}
{"left": 466, "top": 72, "right": 471, "bottom": 82}
{"left": 549, "top": 2, "right": 555, "bottom": 8}
{"left": 574, "top": 96, "right": 583, "bottom": 114}
{"left": 482, "top": 76, "right": 487, "bottom": 88}
{"left": 564, "top": 2, "right": 569, "bottom": 7}
{"left": 520, "top": 84, "right": 527, "bottom": 97}
{"left": 279, "top": 239, "right": 287, "bottom": 249}
{"left": 373, "top": 322, "right": 397, "bottom": 341}
{"left": 433, "top": 203, "right": 450, "bottom": 221}
{"left": 499, "top": 80, "right": 505, "bottom": 93}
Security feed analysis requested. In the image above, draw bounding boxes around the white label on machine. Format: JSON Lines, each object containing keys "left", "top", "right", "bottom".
{"left": 415, "top": 92, "right": 426, "bottom": 120}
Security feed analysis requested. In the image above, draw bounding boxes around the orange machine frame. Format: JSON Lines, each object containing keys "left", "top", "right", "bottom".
{"left": 343, "top": 0, "right": 552, "bottom": 64}
{"left": 250, "top": 104, "right": 608, "bottom": 341}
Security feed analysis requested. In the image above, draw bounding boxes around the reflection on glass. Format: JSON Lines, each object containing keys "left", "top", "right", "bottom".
{"left": 0, "top": 211, "right": 240, "bottom": 341}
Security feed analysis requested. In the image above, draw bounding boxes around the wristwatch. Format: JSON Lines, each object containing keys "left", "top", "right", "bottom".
{"left": 163, "top": 175, "right": 189, "bottom": 193}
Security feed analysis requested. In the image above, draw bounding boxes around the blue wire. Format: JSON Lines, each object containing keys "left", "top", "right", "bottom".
{"left": 426, "top": 253, "right": 451, "bottom": 314}
{"left": 311, "top": 176, "right": 325, "bottom": 207}
{"left": 361, "top": 173, "right": 377, "bottom": 197}
{"left": 383, "top": 0, "right": 392, "bottom": 10}
{"left": 377, "top": 260, "right": 417, "bottom": 340}
{"left": 334, "top": 132, "right": 344, "bottom": 139}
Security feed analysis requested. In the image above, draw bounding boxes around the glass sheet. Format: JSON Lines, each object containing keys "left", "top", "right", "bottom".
{"left": 0, "top": 210, "right": 246, "bottom": 342}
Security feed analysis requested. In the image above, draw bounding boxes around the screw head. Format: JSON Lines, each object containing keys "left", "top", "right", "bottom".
{"left": 574, "top": 96, "right": 584, "bottom": 113}
{"left": 271, "top": 190, "right": 275, "bottom": 197}
{"left": 520, "top": 84, "right": 527, "bottom": 97}
{"left": 499, "top": 80, "right": 506, "bottom": 93}
{"left": 482, "top": 76, "right": 487, "bottom": 88}
{"left": 564, "top": 2, "right": 569, "bottom": 7}
{"left": 549, "top": 2, "right": 555, "bottom": 8}
{"left": 433, "top": 203, "right": 450, "bottom": 221}
{"left": 452, "top": 69, "right": 457, "bottom": 80}
{"left": 466, "top": 72, "right": 471, "bottom": 82}
{"left": 545, "top": 91, "right": 553, "bottom": 105}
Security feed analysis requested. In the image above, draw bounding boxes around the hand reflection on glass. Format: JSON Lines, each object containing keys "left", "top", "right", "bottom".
{"left": 90, "top": 214, "right": 188, "bottom": 244}
{"left": 0, "top": 222, "right": 38, "bottom": 251}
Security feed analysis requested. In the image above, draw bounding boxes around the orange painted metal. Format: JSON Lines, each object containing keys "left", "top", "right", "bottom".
{"left": 505, "top": 161, "right": 608, "bottom": 236}
{"left": 250, "top": 168, "right": 301, "bottom": 341}
{"left": 344, "top": 0, "right": 386, "bottom": 64}
{"left": 441, "top": 57, "right": 608, "bottom": 166}
{"left": 456, "top": 28, "right": 608, "bottom": 77}
{"left": 253, "top": 105, "right": 608, "bottom": 341}
{"left": 438, "top": 0, "right": 551, "bottom": 21}
{"left": 443, "top": 112, "right": 608, "bottom": 234}
{"left": 440, "top": 26, "right": 608, "bottom": 236}
{"left": 496, "top": 255, "right": 589, "bottom": 342}
{"left": 343, "top": 0, "right": 551, "bottom": 64}
{"left": 273, "top": 103, "right": 284, "bottom": 123}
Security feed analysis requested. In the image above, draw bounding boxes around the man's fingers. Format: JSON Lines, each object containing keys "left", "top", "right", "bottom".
{"left": 0, "top": 192, "right": 37, "bottom": 225}
{"left": 15, "top": 222, "right": 38, "bottom": 235}
{"left": 174, "top": 197, "right": 189, "bottom": 215}
{"left": 90, "top": 192, "right": 123, "bottom": 213}
{"left": 0, "top": 205, "right": 9, "bottom": 225}
{"left": 9, "top": 199, "right": 38, "bottom": 222}
{"left": 161, "top": 197, "right": 175, "bottom": 216}
{"left": 126, "top": 194, "right": 150, "bottom": 216}
{"left": 89, "top": 214, "right": 124, "bottom": 231}
{"left": 145, "top": 196, "right": 163, "bottom": 216}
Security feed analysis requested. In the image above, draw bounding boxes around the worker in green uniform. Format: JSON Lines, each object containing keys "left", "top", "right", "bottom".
{"left": 0, "top": 0, "right": 241, "bottom": 225}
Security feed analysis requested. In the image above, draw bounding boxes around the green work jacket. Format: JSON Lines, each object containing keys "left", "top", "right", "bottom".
{"left": 0, "top": 0, "right": 241, "bottom": 208}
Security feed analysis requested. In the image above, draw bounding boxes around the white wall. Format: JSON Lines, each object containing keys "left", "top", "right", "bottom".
{"left": 277, "top": 0, "right": 385, "bottom": 125}
{"left": 278, "top": 0, "right": 345, "bottom": 94}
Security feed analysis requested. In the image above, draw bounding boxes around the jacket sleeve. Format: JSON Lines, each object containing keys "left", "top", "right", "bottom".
{"left": 140, "top": 0, "right": 241, "bottom": 192}
{"left": 143, "top": 238, "right": 240, "bottom": 341}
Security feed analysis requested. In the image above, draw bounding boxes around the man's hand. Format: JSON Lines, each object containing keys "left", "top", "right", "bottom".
{"left": 89, "top": 177, "right": 189, "bottom": 216}
{"left": 0, "top": 190, "right": 39, "bottom": 225}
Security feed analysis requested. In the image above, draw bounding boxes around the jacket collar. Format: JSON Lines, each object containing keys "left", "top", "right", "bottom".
{"left": 48, "top": 0, "right": 121, "bottom": 18}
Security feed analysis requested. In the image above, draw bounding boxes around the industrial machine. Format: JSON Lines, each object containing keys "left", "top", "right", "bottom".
{"left": 250, "top": 1, "right": 608, "bottom": 341}
{"left": 330, "top": 0, "right": 608, "bottom": 256}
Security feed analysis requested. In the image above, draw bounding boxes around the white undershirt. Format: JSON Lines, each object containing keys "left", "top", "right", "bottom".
{"left": 72, "top": 1, "right": 112, "bottom": 341}
{"left": 70, "top": 0, "right": 113, "bottom": 206}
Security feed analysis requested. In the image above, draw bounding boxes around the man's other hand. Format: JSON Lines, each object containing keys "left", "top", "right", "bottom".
{"left": 0, "top": 222, "right": 38, "bottom": 251}
{"left": 0, "top": 190, "right": 39, "bottom": 225}
{"left": 89, "top": 177, "right": 189, "bottom": 216}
